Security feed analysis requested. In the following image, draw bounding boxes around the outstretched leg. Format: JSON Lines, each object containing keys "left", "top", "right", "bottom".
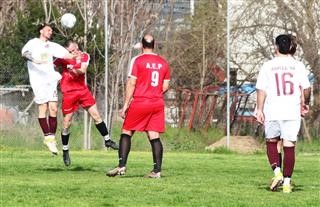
{"left": 87, "top": 104, "right": 118, "bottom": 149}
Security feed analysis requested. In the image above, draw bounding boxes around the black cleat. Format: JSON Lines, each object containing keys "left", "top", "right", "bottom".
{"left": 105, "top": 139, "right": 119, "bottom": 150}
{"left": 63, "top": 150, "right": 71, "bottom": 166}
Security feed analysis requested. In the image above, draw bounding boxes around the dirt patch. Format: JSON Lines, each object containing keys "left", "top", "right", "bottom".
{"left": 206, "top": 136, "right": 264, "bottom": 154}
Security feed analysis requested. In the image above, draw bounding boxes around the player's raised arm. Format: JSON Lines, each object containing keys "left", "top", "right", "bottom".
{"left": 63, "top": 52, "right": 77, "bottom": 60}
{"left": 22, "top": 50, "right": 47, "bottom": 64}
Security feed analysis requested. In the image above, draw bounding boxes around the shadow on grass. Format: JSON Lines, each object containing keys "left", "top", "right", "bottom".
{"left": 257, "top": 183, "right": 304, "bottom": 192}
{"left": 105, "top": 174, "right": 167, "bottom": 179}
{"left": 38, "top": 166, "right": 100, "bottom": 172}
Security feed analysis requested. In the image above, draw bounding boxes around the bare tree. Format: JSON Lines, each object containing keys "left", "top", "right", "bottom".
{"left": 163, "top": 0, "right": 227, "bottom": 89}
{"left": 0, "top": 0, "right": 26, "bottom": 36}
{"left": 105, "top": 0, "right": 164, "bottom": 129}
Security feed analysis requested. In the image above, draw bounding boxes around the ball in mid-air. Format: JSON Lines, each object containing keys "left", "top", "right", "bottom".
{"left": 61, "top": 13, "right": 76, "bottom": 28}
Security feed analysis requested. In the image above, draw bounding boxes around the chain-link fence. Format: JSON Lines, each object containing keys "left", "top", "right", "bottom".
{"left": 0, "top": 84, "right": 103, "bottom": 150}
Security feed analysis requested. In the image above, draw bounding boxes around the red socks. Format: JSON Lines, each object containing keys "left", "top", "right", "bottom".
{"left": 38, "top": 116, "right": 57, "bottom": 136}
{"left": 283, "top": 146, "right": 295, "bottom": 177}
{"left": 48, "top": 116, "right": 57, "bottom": 134}
{"left": 38, "top": 118, "right": 50, "bottom": 136}
{"left": 266, "top": 141, "right": 280, "bottom": 170}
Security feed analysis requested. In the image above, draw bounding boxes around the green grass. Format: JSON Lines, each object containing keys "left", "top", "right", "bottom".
{"left": 1, "top": 150, "right": 319, "bottom": 207}
{"left": 0, "top": 122, "right": 225, "bottom": 151}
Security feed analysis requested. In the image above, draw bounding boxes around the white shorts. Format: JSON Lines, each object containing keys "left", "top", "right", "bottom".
{"left": 32, "top": 81, "right": 58, "bottom": 104}
{"left": 264, "top": 120, "right": 301, "bottom": 142}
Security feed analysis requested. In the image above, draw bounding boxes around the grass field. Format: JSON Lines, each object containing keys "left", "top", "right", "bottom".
{"left": 1, "top": 149, "right": 319, "bottom": 207}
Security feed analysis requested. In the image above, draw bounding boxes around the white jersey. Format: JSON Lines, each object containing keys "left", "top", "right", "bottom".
{"left": 21, "top": 38, "right": 68, "bottom": 88}
{"left": 21, "top": 38, "right": 69, "bottom": 104}
{"left": 256, "top": 56, "right": 310, "bottom": 121}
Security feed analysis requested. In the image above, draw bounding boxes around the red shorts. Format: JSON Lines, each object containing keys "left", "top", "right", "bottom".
{"left": 122, "top": 98, "right": 165, "bottom": 132}
{"left": 62, "top": 88, "right": 96, "bottom": 115}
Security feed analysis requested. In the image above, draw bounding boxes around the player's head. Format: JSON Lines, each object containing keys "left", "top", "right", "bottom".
{"left": 141, "top": 34, "right": 155, "bottom": 49}
{"left": 65, "top": 40, "right": 80, "bottom": 54}
{"left": 288, "top": 34, "right": 297, "bottom": 55}
{"left": 38, "top": 23, "right": 53, "bottom": 40}
{"left": 275, "top": 34, "right": 292, "bottom": 55}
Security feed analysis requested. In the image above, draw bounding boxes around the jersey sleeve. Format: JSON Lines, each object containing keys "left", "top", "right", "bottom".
{"left": 256, "top": 63, "right": 268, "bottom": 91}
{"left": 128, "top": 56, "right": 138, "bottom": 79}
{"left": 81, "top": 53, "right": 90, "bottom": 65}
{"left": 298, "top": 63, "right": 311, "bottom": 89}
{"left": 21, "top": 40, "right": 32, "bottom": 55}
{"left": 51, "top": 42, "right": 69, "bottom": 58}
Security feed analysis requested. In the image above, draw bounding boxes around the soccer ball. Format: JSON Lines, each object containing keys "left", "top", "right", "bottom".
{"left": 61, "top": 13, "right": 76, "bottom": 28}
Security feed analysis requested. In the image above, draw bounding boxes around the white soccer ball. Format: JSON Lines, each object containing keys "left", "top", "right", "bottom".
{"left": 61, "top": 13, "right": 76, "bottom": 28}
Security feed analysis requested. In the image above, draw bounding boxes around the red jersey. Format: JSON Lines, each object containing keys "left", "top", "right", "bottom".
{"left": 128, "top": 53, "right": 170, "bottom": 99}
{"left": 54, "top": 52, "right": 90, "bottom": 93}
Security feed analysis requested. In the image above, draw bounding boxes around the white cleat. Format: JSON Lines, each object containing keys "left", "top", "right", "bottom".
{"left": 43, "top": 135, "right": 58, "bottom": 155}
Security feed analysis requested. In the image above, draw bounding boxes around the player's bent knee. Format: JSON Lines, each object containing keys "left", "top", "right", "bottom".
{"left": 283, "top": 140, "right": 296, "bottom": 147}
{"left": 148, "top": 131, "right": 160, "bottom": 139}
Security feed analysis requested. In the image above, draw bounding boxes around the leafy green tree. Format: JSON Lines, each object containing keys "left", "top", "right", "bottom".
{"left": 0, "top": 1, "right": 52, "bottom": 85}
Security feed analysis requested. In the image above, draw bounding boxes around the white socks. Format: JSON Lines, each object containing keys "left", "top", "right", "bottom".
{"left": 283, "top": 177, "right": 291, "bottom": 185}
{"left": 104, "top": 134, "right": 110, "bottom": 141}
{"left": 274, "top": 167, "right": 281, "bottom": 175}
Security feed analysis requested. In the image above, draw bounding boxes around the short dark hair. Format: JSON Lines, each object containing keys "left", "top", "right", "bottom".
{"left": 37, "top": 23, "right": 53, "bottom": 34}
{"left": 275, "top": 34, "right": 292, "bottom": 54}
{"left": 288, "top": 34, "right": 297, "bottom": 55}
{"left": 141, "top": 36, "right": 155, "bottom": 49}
{"left": 64, "top": 39, "right": 76, "bottom": 47}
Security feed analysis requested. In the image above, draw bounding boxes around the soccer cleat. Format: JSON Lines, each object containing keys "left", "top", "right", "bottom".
{"left": 43, "top": 135, "right": 58, "bottom": 155}
{"left": 270, "top": 172, "right": 283, "bottom": 191}
{"left": 283, "top": 183, "right": 292, "bottom": 193}
{"left": 63, "top": 150, "right": 71, "bottom": 166}
{"left": 106, "top": 166, "right": 126, "bottom": 177}
{"left": 145, "top": 171, "right": 161, "bottom": 179}
{"left": 105, "top": 139, "right": 119, "bottom": 150}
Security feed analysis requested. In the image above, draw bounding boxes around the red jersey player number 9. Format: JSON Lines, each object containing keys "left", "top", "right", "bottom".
{"left": 151, "top": 71, "right": 159, "bottom": 86}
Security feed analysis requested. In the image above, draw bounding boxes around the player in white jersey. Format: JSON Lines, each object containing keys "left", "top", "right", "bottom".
{"left": 21, "top": 24, "right": 76, "bottom": 155}
{"left": 256, "top": 34, "right": 311, "bottom": 193}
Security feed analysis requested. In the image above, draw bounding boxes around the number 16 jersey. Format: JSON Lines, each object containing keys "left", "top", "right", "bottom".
{"left": 256, "top": 56, "right": 310, "bottom": 121}
{"left": 128, "top": 53, "right": 170, "bottom": 100}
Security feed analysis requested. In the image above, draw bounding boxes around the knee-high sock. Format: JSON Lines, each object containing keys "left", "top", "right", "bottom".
{"left": 283, "top": 146, "right": 295, "bottom": 178}
{"left": 150, "top": 138, "right": 163, "bottom": 173}
{"left": 95, "top": 121, "right": 109, "bottom": 140}
{"left": 48, "top": 116, "right": 57, "bottom": 135}
{"left": 38, "top": 118, "right": 50, "bottom": 136}
{"left": 266, "top": 141, "right": 280, "bottom": 170}
{"left": 118, "top": 134, "right": 131, "bottom": 167}
{"left": 61, "top": 134, "right": 70, "bottom": 150}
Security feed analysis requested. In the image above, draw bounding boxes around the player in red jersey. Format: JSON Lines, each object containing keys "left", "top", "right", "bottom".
{"left": 54, "top": 40, "right": 118, "bottom": 166}
{"left": 107, "top": 34, "right": 170, "bottom": 178}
